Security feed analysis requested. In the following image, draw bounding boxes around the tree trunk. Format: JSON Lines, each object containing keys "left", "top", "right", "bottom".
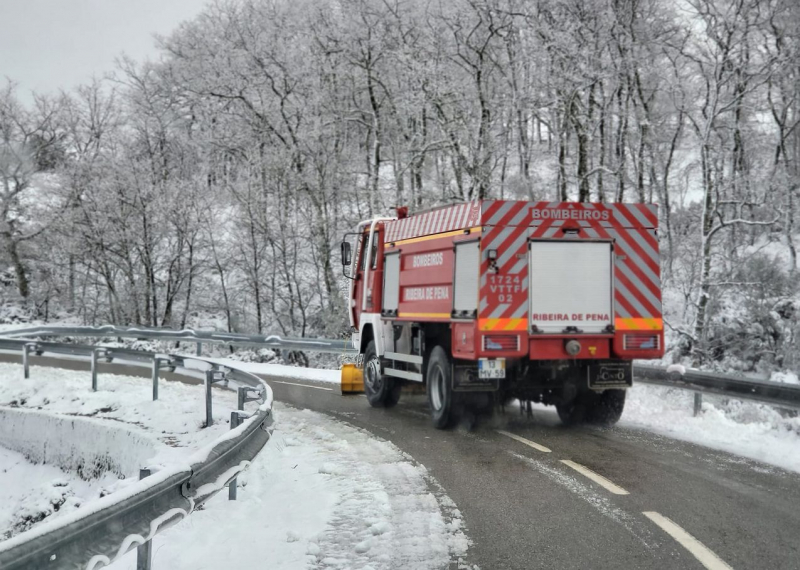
{"left": 693, "top": 145, "right": 715, "bottom": 363}
{"left": 5, "top": 236, "right": 29, "bottom": 299}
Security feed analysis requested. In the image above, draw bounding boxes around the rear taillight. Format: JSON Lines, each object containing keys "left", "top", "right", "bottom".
{"left": 623, "top": 334, "right": 660, "bottom": 351}
{"left": 483, "top": 335, "right": 520, "bottom": 351}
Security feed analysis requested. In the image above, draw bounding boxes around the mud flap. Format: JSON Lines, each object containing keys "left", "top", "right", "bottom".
{"left": 341, "top": 364, "right": 365, "bottom": 394}
{"left": 453, "top": 363, "right": 500, "bottom": 392}
{"left": 588, "top": 361, "right": 632, "bottom": 390}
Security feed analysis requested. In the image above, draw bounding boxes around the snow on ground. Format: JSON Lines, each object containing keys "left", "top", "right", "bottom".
{"left": 623, "top": 384, "right": 800, "bottom": 473}
{"left": 0, "top": 363, "right": 239, "bottom": 467}
{"left": 0, "top": 446, "right": 120, "bottom": 541}
{"left": 0, "top": 363, "right": 239, "bottom": 540}
{"left": 107, "top": 404, "right": 470, "bottom": 570}
{"left": 0, "top": 362, "right": 470, "bottom": 569}
{"left": 770, "top": 370, "right": 800, "bottom": 385}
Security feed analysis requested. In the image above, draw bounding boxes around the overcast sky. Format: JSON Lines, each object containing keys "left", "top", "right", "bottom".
{"left": 0, "top": 0, "right": 209, "bottom": 101}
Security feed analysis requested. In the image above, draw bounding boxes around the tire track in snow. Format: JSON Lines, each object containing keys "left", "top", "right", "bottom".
{"left": 287, "top": 407, "right": 471, "bottom": 569}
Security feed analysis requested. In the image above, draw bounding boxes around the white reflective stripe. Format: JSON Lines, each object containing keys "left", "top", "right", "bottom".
{"left": 384, "top": 351, "right": 423, "bottom": 364}
{"left": 423, "top": 211, "right": 433, "bottom": 234}
{"left": 460, "top": 202, "right": 472, "bottom": 227}
{"left": 384, "top": 368, "right": 423, "bottom": 382}
{"left": 453, "top": 204, "right": 465, "bottom": 229}
{"left": 497, "top": 430, "right": 552, "bottom": 453}
{"left": 643, "top": 512, "right": 733, "bottom": 570}
{"left": 443, "top": 205, "right": 455, "bottom": 231}
{"left": 433, "top": 208, "right": 445, "bottom": 234}
{"left": 560, "top": 460, "right": 629, "bottom": 495}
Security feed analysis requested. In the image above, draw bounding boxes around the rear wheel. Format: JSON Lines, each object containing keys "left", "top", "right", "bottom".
{"left": 587, "top": 390, "right": 625, "bottom": 425}
{"left": 556, "top": 394, "right": 590, "bottom": 426}
{"left": 363, "top": 340, "right": 401, "bottom": 408}
{"left": 557, "top": 390, "right": 626, "bottom": 425}
{"left": 426, "top": 346, "right": 458, "bottom": 429}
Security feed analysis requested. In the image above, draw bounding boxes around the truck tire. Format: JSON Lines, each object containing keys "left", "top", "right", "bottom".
{"left": 426, "top": 346, "right": 459, "bottom": 429}
{"left": 586, "top": 390, "right": 625, "bottom": 425}
{"left": 363, "top": 340, "right": 401, "bottom": 408}
{"left": 556, "top": 395, "right": 590, "bottom": 426}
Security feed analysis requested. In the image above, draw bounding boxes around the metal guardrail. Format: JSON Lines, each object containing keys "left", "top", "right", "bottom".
{"left": 0, "top": 337, "right": 274, "bottom": 570}
{"left": 635, "top": 364, "right": 800, "bottom": 413}
{"left": 0, "top": 325, "right": 357, "bottom": 354}
{"left": 2, "top": 325, "right": 798, "bottom": 411}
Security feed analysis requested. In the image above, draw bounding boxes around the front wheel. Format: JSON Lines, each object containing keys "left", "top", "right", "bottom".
{"left": 363, "top": 340, "right": 401, "bottom": 408}
{"left": 426, "top": 346, "right": 459, "bottom": 429}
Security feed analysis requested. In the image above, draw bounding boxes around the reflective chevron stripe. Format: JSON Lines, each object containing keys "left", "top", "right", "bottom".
{"left": 477, "top": 201, "right": 662, "bottom": 331}
{"left": 479, "top": 318, "right": 528, "bottom": 331}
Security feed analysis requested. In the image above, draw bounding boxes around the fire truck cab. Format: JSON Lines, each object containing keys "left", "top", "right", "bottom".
{"left": 340, "top": 200, "right": 664, "bottom": 428}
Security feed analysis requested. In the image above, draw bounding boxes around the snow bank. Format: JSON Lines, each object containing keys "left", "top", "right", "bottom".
{"left": 0, "top": 363, "right": 240, "bottom": 468}
{"left": 0, "top": 407, "right": 154, "bottom": 479}
{"left": 107, "top": 405, "right": 470, "bottom": 570}
{"left": 0, "top": 362, "right": 241, "bottom": 541}
{"left": 0, "top": 446, "right": 120, "bottom": 541}
{"left": 770, "top": 370, "right": 800, "bottom": 385}
{"left": 623, "top": 384, "right": 800, "bottom": 473}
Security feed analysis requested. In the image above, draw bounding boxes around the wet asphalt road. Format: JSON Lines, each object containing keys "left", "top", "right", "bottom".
{"left": 266, "top": 379, "right": 800, "bottom": 570}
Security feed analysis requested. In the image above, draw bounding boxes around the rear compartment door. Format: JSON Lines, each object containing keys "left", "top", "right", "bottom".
{"left": 528, "top": 240, "right": 614, "bottom": 334}
{"left": 453, "top": 240, "right": 480, "bottom": 318}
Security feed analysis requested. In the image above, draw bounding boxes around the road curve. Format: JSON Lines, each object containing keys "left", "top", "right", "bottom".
{"left": 3, "top": 351, "right": 798, "bottom": 569}
{"left": 268, "top": 379, "right": 800, "bottom": 570}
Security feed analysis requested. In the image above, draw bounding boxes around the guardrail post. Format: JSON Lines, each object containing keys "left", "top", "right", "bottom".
{"left": 204, "top": 368, "right": 226, "bottom": 427}
{"left": 237, "top": 386, "right": 246, "bottom": 411}
{"left": 22, "top": 343, "right": 40, "bottom": 379}
{"left": 196, "top": 342, "right": 202, "bottom": 356}
{"left": 151, "top": 358, "right": 161, "bottom": 401}
{"left": 150, "top": 357, "right": 178, "bottom": 401}
{"left": 229, "top": 411, "right": 241, "bottom": 500}
{"left": 137, "top": 468, "right": 153, "bottom": 570}
{"left": 91, "top": 348, "right": 110, "bottom": 392}
{"left": 693, "top": 392, "right": 703, "bottom": 416}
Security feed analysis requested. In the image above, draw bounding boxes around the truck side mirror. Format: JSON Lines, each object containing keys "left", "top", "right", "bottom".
{"left": 341, "top": 241, "right": 353, "bottom": 279}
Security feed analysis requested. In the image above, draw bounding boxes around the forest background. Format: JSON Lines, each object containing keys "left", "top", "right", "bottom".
{"left": 1, "top": 0, "right": 798, "bottom": 376}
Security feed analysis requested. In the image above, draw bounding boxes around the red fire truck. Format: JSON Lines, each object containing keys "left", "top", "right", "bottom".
{"left": 340, "top": 200, "right": 663, "bottom": 428}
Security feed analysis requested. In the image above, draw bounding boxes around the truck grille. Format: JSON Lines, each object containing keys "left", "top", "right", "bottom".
{"left": 623, "top": 334, "right": 660, "bottom": 351}
{"left": 483, "top": 335, "right": 519, "bottom": 351}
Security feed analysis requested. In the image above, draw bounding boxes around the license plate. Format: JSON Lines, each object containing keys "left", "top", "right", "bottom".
{"left": 478, "top": 358, "right": 506, "bottom": 379}
{"left": 588, "top": 362, "right": 632, "bottom": 389}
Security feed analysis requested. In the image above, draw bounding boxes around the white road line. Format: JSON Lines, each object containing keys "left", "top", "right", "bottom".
{"left": 496, "top": 430, "right": 552, "bottom": 453}
{"left": 560, "top": 460, "right": 629, "bottom": 495}
{"left": 643, "top": 511, "right": 733, "bottom": 570}
{"left": 271, "top": 380, "right": 334, "bottom": 391}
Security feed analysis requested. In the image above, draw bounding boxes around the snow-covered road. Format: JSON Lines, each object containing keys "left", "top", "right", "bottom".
{"left": 107, "top": 404, "right": 470, "bottom": 570}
